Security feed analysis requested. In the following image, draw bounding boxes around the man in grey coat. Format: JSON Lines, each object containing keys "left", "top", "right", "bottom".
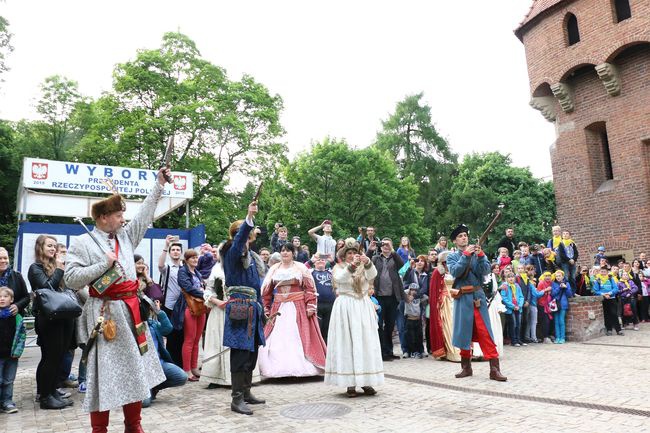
{"left": 65, "top": 167, "right": 170, "bottom": 433}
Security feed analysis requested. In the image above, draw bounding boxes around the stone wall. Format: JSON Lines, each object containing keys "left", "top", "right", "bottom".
{"left": 566, "top": 295, "right": 604, "bottom": 341}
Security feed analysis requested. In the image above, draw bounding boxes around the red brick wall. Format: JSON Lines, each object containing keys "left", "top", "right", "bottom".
{"left": 521, "top": 0, "right": 650, "bottom": 92}
{"left": 566, "top": 296, "right": 604, "bottom": 341}
{"left": 518, "top": 0, "right": 650, "bottom": 264}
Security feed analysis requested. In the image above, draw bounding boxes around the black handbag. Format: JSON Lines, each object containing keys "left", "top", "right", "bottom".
{"left": 33, "top": 283, "right": 82, "bottom": 320}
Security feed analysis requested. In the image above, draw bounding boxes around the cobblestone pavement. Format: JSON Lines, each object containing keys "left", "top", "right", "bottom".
{"left": 3, "top": 323, "right": 650, "bottom": 433}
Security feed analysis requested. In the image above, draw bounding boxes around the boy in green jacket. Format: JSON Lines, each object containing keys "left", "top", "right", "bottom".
{"left": 0, "top": 286, "right": 27, "bottom": 414}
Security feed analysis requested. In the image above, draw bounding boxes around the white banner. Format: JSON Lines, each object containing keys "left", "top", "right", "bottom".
{"left": 23, "top": 158, "right": 193, "bottom": 199}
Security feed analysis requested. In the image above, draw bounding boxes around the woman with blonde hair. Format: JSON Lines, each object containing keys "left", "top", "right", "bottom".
{"left": 28, "top": 235, "right": 74, "bottom": 409}
{"left": 396, "top": 236, "right": 416, "bottom": 264}
{"left": 325, "top": 238, "right": 383, "bottom": 397}
{"left": 434, "top": 236, "right": 449, "bottom": 253}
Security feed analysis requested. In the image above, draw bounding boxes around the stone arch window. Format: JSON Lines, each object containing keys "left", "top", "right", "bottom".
{"left": 565, "top": 13, "right": 580, "bottom": 46}
{"left": 585, "top": 122, "right": 614, "bottom": 191}
{"left": 612, "top": 0, "right": 632, "bottom": 23}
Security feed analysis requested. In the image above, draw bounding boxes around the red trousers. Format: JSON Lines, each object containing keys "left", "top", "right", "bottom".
{"left": 183, "top": 308, "right": 206, "bottom": 371}
{"left": 459, "top": 306, "right": 499, "bottom": 360}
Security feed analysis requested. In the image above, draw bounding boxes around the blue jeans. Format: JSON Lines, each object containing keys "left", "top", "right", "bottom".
{"left": 561, "top": 262, "right": 576, "bottom": 292}
{"left": 507, "top": 311, "right": 522, "bottom": 344}
{"left": 77, "top": 345, "right": 87, "bottom": 383}
{"left": 396, "top": 301, "right": 407, "bottom": 354}
{"left": 0, "top": 357, "right": 18, "bottom": 407}
{"left": 152, "top": 361, "right": 187, "bottom": 393}
{"left": 60, "top": 349, "right": 74, "bottom": 384}
{"left": 554, "top": 309, "right": 567, "bottom": 341}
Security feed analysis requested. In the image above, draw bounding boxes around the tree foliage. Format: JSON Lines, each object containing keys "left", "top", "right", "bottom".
{"left": 36, "top": 75, "right": 84, "bottom": 160}
{"left": 440, "top": 152, "right": 556, "bottom": 256}
{"left": 0, "top": 15, "right": 13, "bottom": 80}
{"left": 70, "top": 32, "right": 287, "bottom": 235}
{"left": 375, "top": 93, "right": 458, "bottom": 241}
{"left": 261, "top": 138, "right": 431, "bottom": 252}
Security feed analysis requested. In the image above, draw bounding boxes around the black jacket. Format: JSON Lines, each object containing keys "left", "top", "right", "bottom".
{"left": 497, "top": 237, "right": 517, "bottom": 259}
{"left": 7, "top": 270, "right": 29, "bottom": 315}
{"left": 27, "top": 263, "right": 65, "bottom": 291}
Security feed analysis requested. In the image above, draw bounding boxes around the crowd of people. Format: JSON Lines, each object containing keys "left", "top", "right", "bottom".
{"left": 1, "top": 181, "right": 648, "bottom": 428}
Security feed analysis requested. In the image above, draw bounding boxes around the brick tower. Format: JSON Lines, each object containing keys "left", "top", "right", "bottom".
{"left": 515, "top": 0, "right": 650, "bottom": 264}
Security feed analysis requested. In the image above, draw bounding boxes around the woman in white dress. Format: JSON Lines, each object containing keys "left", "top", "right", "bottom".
{"left": 472, "top": 263, "right": 505, "bottom": 358}
{"left": 324, "top": 238, "right": 383, "bottom": 397}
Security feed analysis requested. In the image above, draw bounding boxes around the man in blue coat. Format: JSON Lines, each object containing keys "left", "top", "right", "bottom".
{"left": 222, "top": 201, "right": 267, "bottom": 415}
{"left": 447, "top": 224, "right": 507, "bottom": 382}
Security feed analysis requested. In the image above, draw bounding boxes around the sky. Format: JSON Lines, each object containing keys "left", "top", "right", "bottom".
{"left": 0, "top": 0, "right": 556, "bottom": 181}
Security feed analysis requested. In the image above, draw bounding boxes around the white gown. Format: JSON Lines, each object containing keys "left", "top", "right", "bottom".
{"left": 324, "top": 263, "right": 384, "bottom": 387}
{"left": 472, "top": 274, "right": 505, "bottom": 358}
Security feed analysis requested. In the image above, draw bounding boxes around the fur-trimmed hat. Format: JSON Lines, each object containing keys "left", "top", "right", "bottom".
{"left": 91, "top": 194, "right": 126, "bottom": 220}
{"left": 337, "top": 237, "right": 360, "bottom": 261}
{"left": 228, "top": 220, "right": 257, "bottom": 241}
{"left": 450, "top": 224, "right": 469, "bottom": 241}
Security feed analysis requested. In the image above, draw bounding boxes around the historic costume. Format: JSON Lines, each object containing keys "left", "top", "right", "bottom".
{"left": 258, "top": 261, "right": 326, "bottom": 377}
{"left": 65, "top": 182, "right": 167, "bottom": 432}
{"left": 221, "top": 215, "right": 266, "bottom": 415}
{"left": 428, "top": 254, "right": 461, "bottom": 362}
{"left": 446, "top": 224, "right": 507, "bottom": 382}
{"left": 200, "top": 262, "right": 261, "bottom": 386}
{"left": 473, "top": 272, "right": 505, "bottom": 358}
{"left": 324, "top": 239, "right": 383, "bottom": 396}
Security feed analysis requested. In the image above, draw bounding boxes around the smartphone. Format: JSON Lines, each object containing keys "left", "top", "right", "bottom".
{"left": 170, "top": 235, "right": 180, "bottom": 243}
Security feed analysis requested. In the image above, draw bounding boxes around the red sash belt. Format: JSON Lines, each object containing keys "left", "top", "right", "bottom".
{"left": 90, "top": 279, "right": 148, "bottom": 355}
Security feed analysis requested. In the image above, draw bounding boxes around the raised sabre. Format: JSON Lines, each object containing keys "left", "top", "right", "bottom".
{"left": 200, "top": 311, "right": 281, "bottom": 364}
{"left": 160, "top": 136, "right": 174, "bottom": 183}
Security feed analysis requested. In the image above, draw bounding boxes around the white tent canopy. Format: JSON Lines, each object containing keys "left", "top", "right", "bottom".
{"left": 17, "top": 157, "right": 194, "bottom": 224}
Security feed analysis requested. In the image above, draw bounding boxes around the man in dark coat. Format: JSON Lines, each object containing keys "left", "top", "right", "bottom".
{"left": 222, "top": 201, "right": 266, "bottom": 415}
{"left": 496, "top": 227, "right": 517, "bottom": 259}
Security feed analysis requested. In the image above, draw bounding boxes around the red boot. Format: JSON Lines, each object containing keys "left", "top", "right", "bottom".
{"left": 90, "top": 410, "right": 110, "bottom": 433}
{"left": 123, "top": 401, "right": 145, "bottom": 433}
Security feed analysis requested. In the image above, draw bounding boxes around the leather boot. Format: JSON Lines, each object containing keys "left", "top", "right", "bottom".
{"left": 243, "top": 370, "right": 265, "bottom": 405}
{"left": 489, "top": 358, "right": 507, "bottom": 382}
{"left": 90, "top": 410, "right": 110, "bottom": 433}
{"left": 454, "top": 357, "right": 473, "bottom": 378}
{"left": 39, "top": 394, "right": 67, "bottom": 410}
{"left": 231, "top": 372, "right": 253, "bottom": 415}
{"left": 123, "top": 401, "right": 145, "bottom": 433}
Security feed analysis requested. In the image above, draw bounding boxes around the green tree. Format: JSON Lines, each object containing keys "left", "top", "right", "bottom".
{"left": 262, "top": 138, "right": 431, "bottom": 252}
{"left": 71, "top": 32, "right": 286, "bottom": 239}
{"left": 440, "top": 152, "right": 556, "bottom": 256}
{"left": 0, "top": 15, "right": 13, "bottom": 80}
{"left": 375, "top": 93, "right": 458, "bottom": 243}
{"left": 0, "top": 120, "right": 19, "bottom": 249}
{"left": 36, "top": 75, "right": 84, "bottom": 160}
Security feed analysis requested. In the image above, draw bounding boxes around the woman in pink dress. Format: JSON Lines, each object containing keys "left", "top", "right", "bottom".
{"left": 258, "top": 243, "right": 327, "bottom": 378}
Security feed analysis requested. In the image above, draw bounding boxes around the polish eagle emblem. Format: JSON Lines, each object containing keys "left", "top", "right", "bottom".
{"left": 173, "top": 175, "right": 187, "bottom": 190}
{"left": 31, "top": 162, "right": 48, "bottom": 180}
